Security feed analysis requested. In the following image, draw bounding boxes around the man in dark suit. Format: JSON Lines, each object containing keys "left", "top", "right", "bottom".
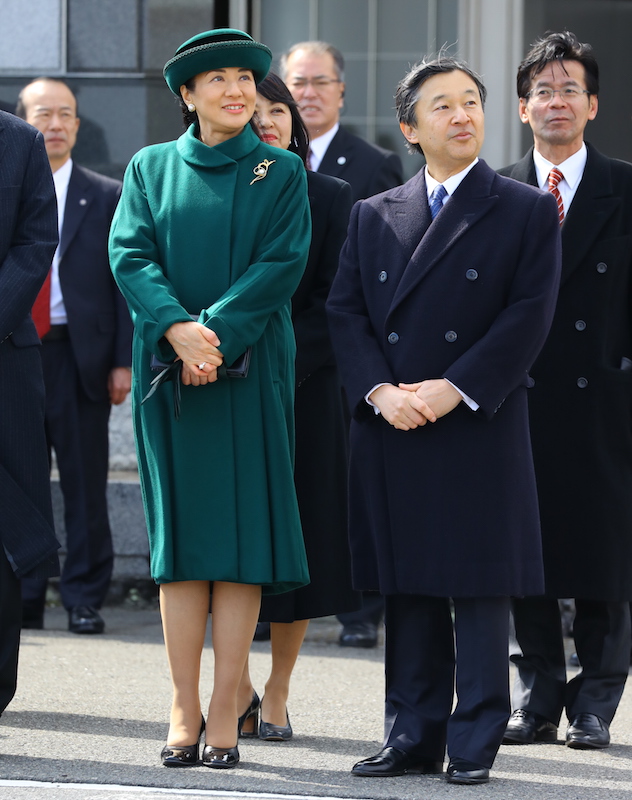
{"left": 281, "top": 41, "right": 403, "bottom": 205}
{"left": 327, "top": 56, "right": 561, "bottom": 784}
{"left": 281, "top": 40, "right": 403, "bottom": 648}
{"left": 499, "top": 31, "right": 632, "bottom": 751}
{"left": 0, "top": 110, "right": 59, "bottom": 714}
{"left": 16, "top": 78, "right": 132, "bottom": 635}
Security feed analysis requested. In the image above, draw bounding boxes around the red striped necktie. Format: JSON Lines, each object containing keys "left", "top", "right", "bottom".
{"left": 547, "top": 167, "right": 565, "bottom": 225}
{"left": 31, "top": 269, "right": 51, "bottom": 339}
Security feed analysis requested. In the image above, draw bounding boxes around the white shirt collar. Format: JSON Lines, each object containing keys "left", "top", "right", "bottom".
{"left": 52, "top": 157, "right": 73, "bottom": 194}
{"left": 309, "top": 123, "right": 340, "bottom": 171}
{"left": 532, "top": 143, "right": 587, "bottom": 191}
{"left": 425, "top": 158, "right": 479, "bottom": 201}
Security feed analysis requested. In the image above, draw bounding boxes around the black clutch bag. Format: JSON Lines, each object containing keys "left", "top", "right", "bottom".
{"left": 149, "top": 347, "right": 251, "bottom": 377}
{"left": 143, "top": 347, "right": 252, "bottom": 420}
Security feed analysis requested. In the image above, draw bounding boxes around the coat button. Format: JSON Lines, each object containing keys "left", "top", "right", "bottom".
{"left": 575, "top": 320, "right": 586, "bottom": 331}
{"left": 466, "top": 269, "right": 478, "bottom": 280}
{"left": 378, "top": 271, "right": 387, "bottom": 282}
{"left": 445, "top": 330, "right": 457, "bottom": 342}
{"left": 596, "top": 262, "right": 607, "bottom": 273}
{"left": 577, "top": 377, "right": 588, "bottom": 388}
{"left": 387, "top": 332, "right": 399, "bottom": 344}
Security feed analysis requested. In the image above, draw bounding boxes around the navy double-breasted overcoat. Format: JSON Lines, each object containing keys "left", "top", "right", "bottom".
{"left": 501, "top": 145, "right": 632, "bottom": 601}
{"left": 327, "top": 159, "right": 562, "bottom": 598}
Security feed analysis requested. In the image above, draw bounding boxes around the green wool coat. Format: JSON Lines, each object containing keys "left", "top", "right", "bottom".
{"left": 109, "top": 124, "right": 311, "bottom": 592}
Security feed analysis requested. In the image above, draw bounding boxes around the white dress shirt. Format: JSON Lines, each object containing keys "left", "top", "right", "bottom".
{"left": 532, "top": 143, "right": 587, "bottom": 216}
{"left": 50, "top": 158, "right": 73, "bottom": 325}
{"left": 308, "top": 123, "right": 339, "bottom": 172}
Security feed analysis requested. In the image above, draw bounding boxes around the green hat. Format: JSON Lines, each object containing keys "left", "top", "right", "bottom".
{"left": 163, "top": 28, "right": 272, "bottom": 95}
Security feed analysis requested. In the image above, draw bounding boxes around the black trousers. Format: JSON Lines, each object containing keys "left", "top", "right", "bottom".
{"left": 510, "top": 597, "right": 631, "bottom": 725}
{"left": 21, "top": 339, "right": 113, "bottom": 612}
{"left": 0, "top": 547, "right": 21, "bottom": 715}
{"left": 383, "top": 594, "right": 511, "bottom": 769}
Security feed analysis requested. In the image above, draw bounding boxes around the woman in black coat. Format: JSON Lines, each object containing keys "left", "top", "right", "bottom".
{"left": 236, "top": 73, "right": 359, "bottom": 741}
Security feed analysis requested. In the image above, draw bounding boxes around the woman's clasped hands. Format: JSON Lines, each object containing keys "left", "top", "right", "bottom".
{"left": 165, "top": 320, "right": 224, "bottom": 385}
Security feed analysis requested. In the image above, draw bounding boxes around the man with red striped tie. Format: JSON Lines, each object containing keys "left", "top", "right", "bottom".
{"left": 500, "top": 30, "right": 632, "bottom": 751}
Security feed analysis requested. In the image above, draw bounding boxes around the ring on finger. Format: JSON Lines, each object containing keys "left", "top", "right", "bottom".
{"left": 198, "top": 362, "right": 206, "bottom": 369}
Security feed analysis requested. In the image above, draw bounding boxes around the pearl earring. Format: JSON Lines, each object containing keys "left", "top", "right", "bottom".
{"left": 187, "top": 103, "right": 196, "bottom": 113}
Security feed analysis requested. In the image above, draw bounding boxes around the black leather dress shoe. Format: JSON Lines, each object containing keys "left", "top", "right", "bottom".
{"left": 351, "top": 746, "right": 443, "bottom": 777}
{"left": 502, "top": 709, "right": 557, "bottom": 744}
{"left": 446, "top": 761, "right": 489, "bottom": 785}
{"left": 68, "top": 606, "right": 105, "bottom": 634}
{"left": 566, "top": 713, "right": 610, "bottom": 749}
{"left": 339, "top": 623, "right": 378, "bottom": 648}
{"left": 202, "top": 744, "right": 239, "bottom": 768}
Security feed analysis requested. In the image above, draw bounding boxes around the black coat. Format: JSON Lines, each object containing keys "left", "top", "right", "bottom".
{"left": 260, "top": 170, "right": 360, "bottom": 621}
{"left": 327, "top": 160, "right": 562, "bottom": 598}
{"left": 500, "top": 144, "right": 632, "bottom": 601}
{"left": 0, "top": 111, "right": 59, "bottom": 577}
{"left": 60, "top": 164, "right": 131, "bottom": 402}
{"left": 318, "top": 126, "right": 403, "bottom": 203}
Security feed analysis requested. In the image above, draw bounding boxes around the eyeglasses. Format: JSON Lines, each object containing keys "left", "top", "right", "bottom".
{"left": 289, "top": 78, "right": 342, "bottom": 91}
{"left": 526, "top": 87, "right": 590, "bottom": 104}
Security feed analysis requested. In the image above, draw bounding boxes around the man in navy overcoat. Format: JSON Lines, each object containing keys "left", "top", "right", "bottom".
{"left": 0, "top": 110, "right": 59, "bottom": 714}
{"left": 500, "top": 31, "right": 632, "bottom": 751}
{"left": 327, "top": 57, "right": 562, "bottom": 784}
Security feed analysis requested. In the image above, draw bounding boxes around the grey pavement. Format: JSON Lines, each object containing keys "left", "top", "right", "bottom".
{"left": 1, "top": 606, "right": 631, "bottom": 800}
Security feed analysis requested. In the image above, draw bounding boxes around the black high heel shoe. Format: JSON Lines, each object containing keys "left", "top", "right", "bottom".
{"left": 237, "top": 691, "right": 260, "bottom": 738}
{"left": 161, "top": 716, "right": 205, "bottom": 767}
{"left": 202, "top": 744, "right": 240, "bottom": 769}
{"left": 259, "top": 699, "right": 292, "bottom": 741}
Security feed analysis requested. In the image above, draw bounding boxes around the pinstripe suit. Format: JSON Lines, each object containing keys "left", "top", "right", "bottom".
{"left": 0, "top": 110, "right": 59, "bottom": 714}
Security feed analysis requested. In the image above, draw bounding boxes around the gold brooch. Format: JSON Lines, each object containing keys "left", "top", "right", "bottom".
{"left": 250, "top": 159, "right": 276, "bottom": 185}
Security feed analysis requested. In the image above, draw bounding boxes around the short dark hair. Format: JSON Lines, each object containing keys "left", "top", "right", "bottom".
{"left": 395, "top": 56, "right": 486, "bottom": 156}
{"left": 251, "top": 71, "right": 310, "bottom": 165}
{"left": 16, "top": 77, "right": 78, "bottom": 119}
{"left": 516, "top": 30, "right": 599, "bottom": 99}
{"left": 279, "top": 41, "right": 345, "bottom": 82}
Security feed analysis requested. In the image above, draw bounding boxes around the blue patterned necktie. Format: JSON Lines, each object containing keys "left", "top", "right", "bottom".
{"left": 429, "top": 183, "right": 448, "bottom": 220}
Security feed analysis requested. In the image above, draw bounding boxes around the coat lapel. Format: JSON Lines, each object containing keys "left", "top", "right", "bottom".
{"left": 58, "top": 164, "right": 93, "bottom": 263}
{"left": 390, "top": 161, "right": 498, "bottom": 312}
{"left": 507, "top": 145, "right": 619, "bottom": 287}
{"left": 560, "top": 145, "right": 619, "bottom": 285}
{"left": 318, "top": 127, "right": 350, "bottom": 178}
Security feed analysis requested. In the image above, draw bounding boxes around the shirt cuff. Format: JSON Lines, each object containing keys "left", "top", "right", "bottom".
{"left": 445, "top": 379, "right": 479, "bottom": 411}
{"left": 365, "top": 382, "right": 391, "bottom": 414}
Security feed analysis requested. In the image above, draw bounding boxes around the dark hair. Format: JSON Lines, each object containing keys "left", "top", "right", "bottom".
{"left": 279, "top": 41, "right": 345, "bottom": 82}
{"left": 395, "top": 55, "right": 487, "bottom": 156}
{"left": 516, "top": 30, "right": 599, "bottom": 99}
{"left": 250, "top": 71, "right": 310, "bottom": 165}
{"left": 178, "top": 75, "right": 198, "bottom": 128}
{"left": 16, "top": 77, "right": 78, "bottom": 119}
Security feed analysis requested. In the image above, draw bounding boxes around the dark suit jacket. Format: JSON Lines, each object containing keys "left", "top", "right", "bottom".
{"left": 327, "top": 159, "right": 562, "bottom": 598}
{"left": 500, "top": 144, "right": 632, "bottom": 600}
{"left": 259, "top": 170, "right": 358, "bottom": 622}
{"left": 318, "top": 126, "right": 403, "bottom": 202}
{"left": 60, "top": 163, "right": 132, "bottom": 402}
{"left": 292, "top": 170, "right": 352, "bottom": 384}
{"left": 0, "top": 111, "right": 59, "bottom": 576}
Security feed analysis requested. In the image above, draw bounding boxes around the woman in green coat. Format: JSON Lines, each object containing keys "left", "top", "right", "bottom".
{"left": 109, "top": 29, "right": 310, "bottom": 770}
